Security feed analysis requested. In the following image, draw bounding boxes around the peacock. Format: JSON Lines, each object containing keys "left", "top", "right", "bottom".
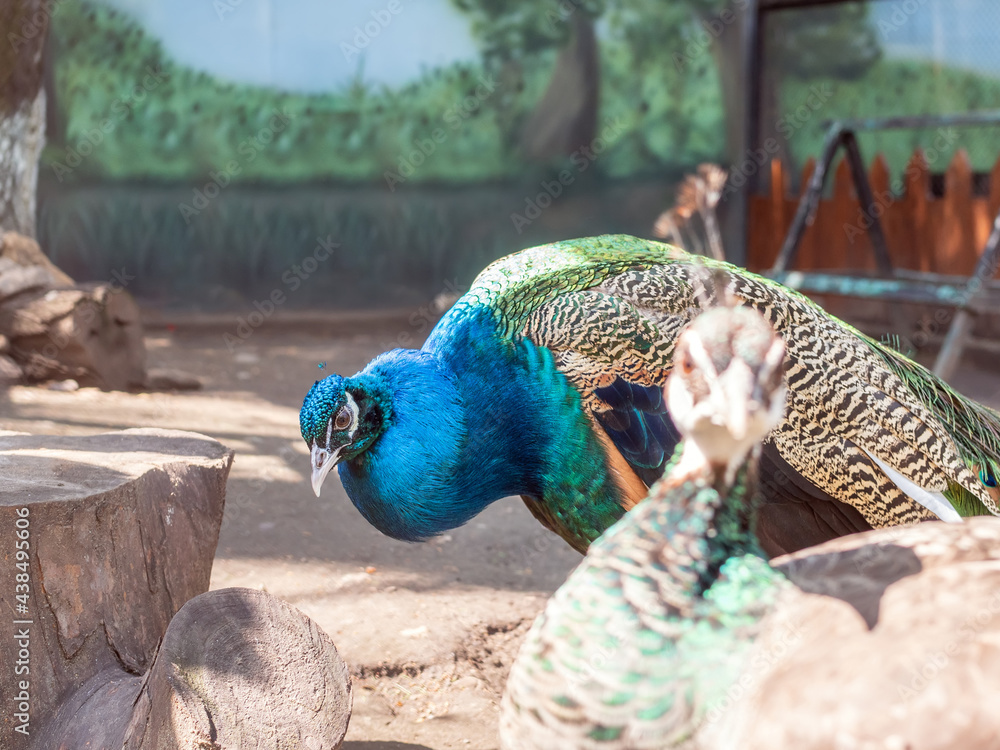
{"left": 300, "top": 234, "right": 1000, "bottom": 556}
{"left": 499, "top": 302, "right": 791, "bottom": 749}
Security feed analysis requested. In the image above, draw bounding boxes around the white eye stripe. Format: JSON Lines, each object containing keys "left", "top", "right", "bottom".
{"left": 326, "top": 392, "right": 361, "bottom": 447}
{"left": 345, "top": 391, "right": 360, "bottom": 438}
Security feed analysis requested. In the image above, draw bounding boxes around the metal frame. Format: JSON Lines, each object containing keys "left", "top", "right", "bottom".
{"left": 745, "top": 0, "right": 1000, "bottom": 379}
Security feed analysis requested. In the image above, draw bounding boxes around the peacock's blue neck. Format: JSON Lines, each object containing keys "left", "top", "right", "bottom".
{"left": 338, "top": 309, "right": 621, "bottom": 543}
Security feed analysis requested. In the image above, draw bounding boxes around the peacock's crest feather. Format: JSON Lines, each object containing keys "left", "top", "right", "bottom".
{"left": 300, "top": 374, "right": 349, "bottom": 446}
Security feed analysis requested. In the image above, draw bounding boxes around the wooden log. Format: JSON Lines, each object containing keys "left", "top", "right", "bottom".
{"left": 0, "top": 283, "right": 147, "bottom": 389}
{"left": 0, "top": 429, "right": 351, "bottom": 748}
{"left": 0, "top": 231, "right": 146, "bottom": 389}
{"left": 40, "top": 589, "right": 352, "bottom": 750}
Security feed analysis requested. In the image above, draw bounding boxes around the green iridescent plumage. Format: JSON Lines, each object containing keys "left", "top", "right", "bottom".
{"left": 302, "top": 234, "right": 1000, "bottom": 557}
{"left": 500, "top": 304, "right": 793, "bottom": 749}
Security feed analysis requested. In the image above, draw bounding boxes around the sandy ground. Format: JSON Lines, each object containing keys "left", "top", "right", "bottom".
{"left": 0, "top": 320, "right": 582, "bottom": 750}
{"left": 2, "top": 318, "right": 998, "bottom": 749}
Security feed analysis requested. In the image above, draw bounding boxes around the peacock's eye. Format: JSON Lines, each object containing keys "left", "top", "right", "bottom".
{"left": 334, "top": 406, "right": 352, "bottom": 430}
{"left": 981, "top": 467, "right": 998, "bottom": 488}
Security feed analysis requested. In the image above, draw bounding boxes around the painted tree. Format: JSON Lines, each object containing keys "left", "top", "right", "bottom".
{"left": 451, "top": 0, "right": 881, "bottom": 165}
{"left": 760, "top": 2, "right": 882, "bottom": 166}
{"left": 1, "top": 0, "right": 52, "bottom": 237}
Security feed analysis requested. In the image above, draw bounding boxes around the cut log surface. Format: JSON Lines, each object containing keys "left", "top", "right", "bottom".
{"left": 124, "top": 588, "right": 352, "bottom": 750}
{"left": 0, "top": 428, "right": 232, "bottom": 745}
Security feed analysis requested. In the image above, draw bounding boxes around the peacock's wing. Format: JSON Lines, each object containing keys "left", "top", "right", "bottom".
{"left": 440, "top": 235, "right": 1000, "bottom": 553}
{"left": 490, "top": 244, "right": 873, "bottom": 553}
{"left": 721, "top": 262, "right": 1000, "bottom": 529}
{"left": 521, "top": 284, "right": 685, "bottom": 506}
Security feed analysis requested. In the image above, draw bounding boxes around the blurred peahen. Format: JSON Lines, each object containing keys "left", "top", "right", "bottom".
{"left": 499, "top": 303, "right": 791, "bottom": 749}
{"left": 300, "top": 235, "right": 1000, "bottom": 556}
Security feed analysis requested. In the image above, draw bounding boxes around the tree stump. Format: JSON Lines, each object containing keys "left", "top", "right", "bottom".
{"left": 0, "top": 231, "right": 147, "bottom": 389}
{"left": 0, "top": 428, "right": 352, "bottom": 749}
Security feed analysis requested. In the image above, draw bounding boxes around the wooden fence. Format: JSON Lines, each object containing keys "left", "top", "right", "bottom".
{"left": 747, "top": 149, "right": 1000, "bottom": 277}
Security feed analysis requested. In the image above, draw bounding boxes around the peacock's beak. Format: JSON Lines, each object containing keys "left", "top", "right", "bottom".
{"left": 310, "top": 443, "right": 341, "bottom": 497}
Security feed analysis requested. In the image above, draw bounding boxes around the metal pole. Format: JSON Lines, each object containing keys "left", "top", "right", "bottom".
{"left": 769, "top": 123, "right": 844, "bottom": 273}
{"left": 842, "top": 132, "right": 894, "bottom": 275}
{"left": 933, "top": 207, "right": 1000, "bottom": 380}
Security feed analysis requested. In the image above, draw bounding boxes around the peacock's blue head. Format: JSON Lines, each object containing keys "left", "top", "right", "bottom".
{"left": 300, "top": 373, "right": 390, "bottom": 497}
{"left": 299, "top": 348, "right": 486, "bottom": 542}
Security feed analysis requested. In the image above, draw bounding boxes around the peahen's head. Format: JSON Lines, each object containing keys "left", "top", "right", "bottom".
{"left": 300, "top": 373, "right": 389, "bottom": 497}
{"left": 667, "top": 306, "right": 786, "bottom": 477}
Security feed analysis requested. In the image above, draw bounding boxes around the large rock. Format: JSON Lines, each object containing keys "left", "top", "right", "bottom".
{"left": 724, "top": 519, "right": 1000, "bottom": 750}
{"left": 0, "top": 429, "right": 351, "bottom": 749}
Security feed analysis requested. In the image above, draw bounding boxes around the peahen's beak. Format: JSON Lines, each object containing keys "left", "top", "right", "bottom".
{"left": 310, "top": 443, "right": 341, "bottom": 497}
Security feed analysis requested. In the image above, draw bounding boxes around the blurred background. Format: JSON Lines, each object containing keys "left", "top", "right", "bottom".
{"left": 15, "top": 0, "right": 1000, "bottom": 311}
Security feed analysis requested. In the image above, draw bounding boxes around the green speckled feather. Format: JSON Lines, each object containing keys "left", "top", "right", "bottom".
{"left": 500, "top": 447, "right": 792, "bottom": 749}
{"left": 449, "top": 235, "right": 1000, "bottom": 550}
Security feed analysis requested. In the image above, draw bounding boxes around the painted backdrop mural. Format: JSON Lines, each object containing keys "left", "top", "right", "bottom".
{"left": 36, "top": 0, "right": 1000, "bottom": 308}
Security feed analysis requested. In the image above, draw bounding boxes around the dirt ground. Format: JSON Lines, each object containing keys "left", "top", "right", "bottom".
{"left": 2, "top": 317, "right": 998, "bottom": 750}
{"left": 0, "top": 318, "right": 583, "bottom": 750}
